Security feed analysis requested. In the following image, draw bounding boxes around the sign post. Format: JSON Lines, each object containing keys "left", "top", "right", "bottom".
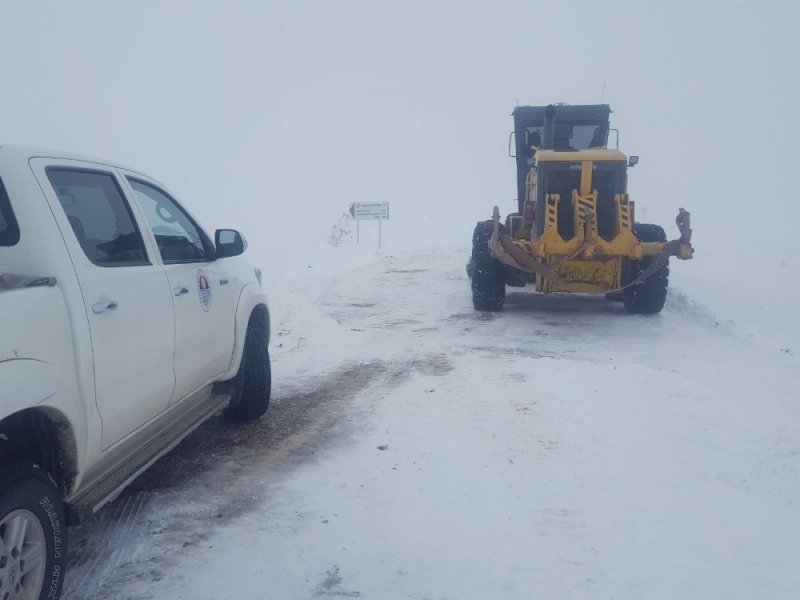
{"left": 349, "top": 202, "right": 390, "bottom": 249}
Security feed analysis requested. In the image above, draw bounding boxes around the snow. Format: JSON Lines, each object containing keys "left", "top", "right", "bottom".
{"left": 1, "top": 2, "right": 796, "bottom": 598}
{"left": 63, "top": 243, "right": 800, "bottom": 600}
{"left": 669, "top": 240, "right": 800, "bottom": 359}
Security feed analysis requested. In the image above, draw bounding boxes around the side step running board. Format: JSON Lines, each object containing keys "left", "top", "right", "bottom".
{"left": 66, "top": 393, "right": 230, "bottom": 523}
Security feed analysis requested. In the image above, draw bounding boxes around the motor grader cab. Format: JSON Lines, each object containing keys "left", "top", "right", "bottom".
{"left": 468, "top": 103, "right": 693, "bottom": 314}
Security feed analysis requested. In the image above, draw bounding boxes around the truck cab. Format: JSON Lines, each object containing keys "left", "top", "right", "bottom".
{"left": 512, "top": 103, "right": 612, "bottom": 214}
{"left": 0, "top": 146, "right": 271, "bottom": 600}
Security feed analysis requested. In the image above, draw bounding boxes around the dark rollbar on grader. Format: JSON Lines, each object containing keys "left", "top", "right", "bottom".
{"left": 467, "top": 103, "right": 694, "bottom": 314}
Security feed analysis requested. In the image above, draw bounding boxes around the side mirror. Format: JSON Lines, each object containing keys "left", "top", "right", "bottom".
{"left": 215, "top": 229, "right": 247, "bottom": 258}
{"left": 628, "top": 155, "right": 639, "bottom": 167}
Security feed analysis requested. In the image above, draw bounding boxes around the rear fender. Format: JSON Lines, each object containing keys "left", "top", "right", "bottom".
{"left": 0, "top": 360, "right": 85, "bottom": 492}
{"left": 1, "top": 359, "right": 70, "bottom": 419}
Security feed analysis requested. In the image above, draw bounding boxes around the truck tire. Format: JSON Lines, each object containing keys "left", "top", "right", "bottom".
{"left": 0, "top": 463, "right": 66, "bottom": 600}
{"left": 470, "top": 220, "right": 505, "bottom": 311}
{"left": 623, "top": 223, "right": 669, "bottom": 314}
{"left": 224, "top": 311, "right": 271, "bottom": 421}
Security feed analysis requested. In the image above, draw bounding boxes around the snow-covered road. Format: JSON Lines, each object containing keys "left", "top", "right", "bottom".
{"left": 63, "top": 247, "right": 800, "bottom": 600}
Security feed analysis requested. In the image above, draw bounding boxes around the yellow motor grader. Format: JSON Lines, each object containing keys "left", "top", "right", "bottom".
{"left": 467, "top": 104, "right": 693, "bottom": 314}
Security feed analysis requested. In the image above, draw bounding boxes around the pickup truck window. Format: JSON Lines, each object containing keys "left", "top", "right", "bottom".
{"left": 47, "top": 169, "right": 149, "bottom": 267}
{"left": 128, "top": 178, "right": 215, "bottom": 264}
{"left": 0, "top": 177, "right": 21, "bottom": 246}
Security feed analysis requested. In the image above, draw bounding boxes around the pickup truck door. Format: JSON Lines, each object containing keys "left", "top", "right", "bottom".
{"left": 119, "top": 173, "right": 237, "bottom": 405}
{"left": 30, "top": 159, "right": 176, "bottom": 449}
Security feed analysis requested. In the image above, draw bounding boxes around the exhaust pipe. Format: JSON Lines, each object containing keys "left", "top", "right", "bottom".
{"left": 541, "top": 104, "right": 556, "bottom": 150}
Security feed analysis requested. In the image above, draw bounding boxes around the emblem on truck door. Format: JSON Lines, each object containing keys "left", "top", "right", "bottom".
{"left": 197, "top": 269, "right": 212, "bottom": 311}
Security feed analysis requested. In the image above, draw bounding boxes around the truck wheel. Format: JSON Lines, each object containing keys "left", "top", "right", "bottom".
{"left": 0, "top": 463, "right": 66, "bottom": 600}
{"left": 470, "top": 220, "right": 505, "bottom": 311}
{"left": 623, "top": 223, "right": 669, "bottom": 314}
{"left": 224, "top": 311, "right": 271, "bottom": 421}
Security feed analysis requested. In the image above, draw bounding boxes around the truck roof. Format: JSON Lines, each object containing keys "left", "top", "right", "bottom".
{"left": 512, "top": 104, "right": 612, "bottom": 126}
{"left": 0, "top": 145, "right": 134, "bottom": 172}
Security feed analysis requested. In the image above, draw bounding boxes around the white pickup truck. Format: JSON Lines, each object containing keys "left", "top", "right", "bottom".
{"left": 0, "top": 146, "right": 271, "bottom": 600}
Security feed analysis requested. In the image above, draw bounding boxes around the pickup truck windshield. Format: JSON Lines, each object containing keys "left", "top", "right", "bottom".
{"left": 0, "top": 177, "right": 21, "bottom": 246}
{"left": 128, "top": 178, "right": 214, "bottom": 263}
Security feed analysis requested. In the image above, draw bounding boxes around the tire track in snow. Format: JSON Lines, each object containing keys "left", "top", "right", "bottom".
{"left": 62, "top": 361, "right": 393, "bottom": 600}
{"left": 61, "top": 248, "right": 732, "bottom": 599}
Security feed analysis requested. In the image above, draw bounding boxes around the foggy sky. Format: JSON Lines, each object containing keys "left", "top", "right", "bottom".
{"left": 1, "top": 1, "right": 797, "bottom": 272}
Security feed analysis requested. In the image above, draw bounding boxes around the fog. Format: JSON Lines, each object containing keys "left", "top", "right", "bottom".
{"left": 2, "top": 5, "right": 799, "bottom": 596}
{"left": 1, "top": 1, "right": 797, "bottom": 338}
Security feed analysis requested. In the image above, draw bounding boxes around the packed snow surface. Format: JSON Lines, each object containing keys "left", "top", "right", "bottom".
{"left": 62, "top": 243, "right": 799, "bottom": 600}
{"left": 1, "top": 2, "right": 795, "bottom": 598}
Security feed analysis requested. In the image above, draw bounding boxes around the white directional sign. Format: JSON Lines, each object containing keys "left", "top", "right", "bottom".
{"left": 349, "top": 202, "right": 389, "bottom": 220}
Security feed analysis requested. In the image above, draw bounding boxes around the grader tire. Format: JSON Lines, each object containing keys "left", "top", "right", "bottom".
{"left": 470, "top": 220, "right": 505, "bottom": 311}
{"left": 623, "top": 223, "right": 669, "bottom": 314}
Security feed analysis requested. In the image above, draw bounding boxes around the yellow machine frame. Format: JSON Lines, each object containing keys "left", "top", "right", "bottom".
{"left": 489, "top": 149, "right": 693, "bottom": 294}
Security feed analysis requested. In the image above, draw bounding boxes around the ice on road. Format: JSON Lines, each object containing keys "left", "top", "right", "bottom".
{"left": 63, "top": 247, "right": 800, "bottom": 600}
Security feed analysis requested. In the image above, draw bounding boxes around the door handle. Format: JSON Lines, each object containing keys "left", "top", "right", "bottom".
{"left": 220, "top": 278, "right": 229, "bottom": 285}
{"left": 173, "top": 286, "right": 189, "bottom": 296}
{"left": 92, "top": 301, "right": 118, "bottom": 314}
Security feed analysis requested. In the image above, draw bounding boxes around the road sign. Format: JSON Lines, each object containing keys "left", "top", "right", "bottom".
{"left": 348, "top": 202, "right": 389, "bottom": 249}
{"left": 349, "top": 202, "right": 389, "bottom": 221}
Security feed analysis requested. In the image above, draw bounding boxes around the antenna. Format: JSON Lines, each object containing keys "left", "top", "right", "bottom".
{"left": 600, "top": 76, "right": 607, "bottom": 103}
